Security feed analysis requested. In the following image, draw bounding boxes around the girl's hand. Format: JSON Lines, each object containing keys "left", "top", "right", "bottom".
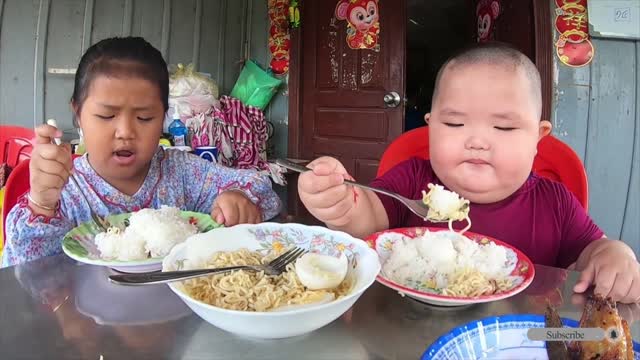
{"left": 28, "top": 124, "right": 73, "bottom": 215}
{"left": 210, "top": 190, "right": 262, "bottom": 226}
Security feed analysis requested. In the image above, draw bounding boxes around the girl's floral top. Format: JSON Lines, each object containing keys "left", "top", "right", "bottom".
{"left": 2, "top": 147, "right": 281, "bottom": 267}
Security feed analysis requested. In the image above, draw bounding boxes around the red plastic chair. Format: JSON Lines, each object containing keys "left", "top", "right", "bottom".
{"left": 533, "top": 135, "right": 589, "bottom": 209}
{"left": 377, "top": 126, "right": 589, "bottom": 210}
{"left": 1, "top": 125, "right": 35, "bottom": 168}
{"left": 2, "top": 159, "right": 30, "bottom": 246}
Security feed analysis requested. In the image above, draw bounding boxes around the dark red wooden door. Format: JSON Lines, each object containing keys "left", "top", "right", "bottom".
{"left": 298, "top": 0, "right": 406, "bottom": 183}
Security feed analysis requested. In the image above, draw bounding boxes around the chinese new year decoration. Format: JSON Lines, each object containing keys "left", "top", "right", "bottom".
{"left": 335, "top": 0, "right": 380, "bottom": 51}
{"left": 476, "top": 0, "right": 501, "bottom": 42}
{"left": 554, "top": 0, "right": 594, "bottom": 67}
{"left": 268, "top": 0, "right": 291, "bottom": 75}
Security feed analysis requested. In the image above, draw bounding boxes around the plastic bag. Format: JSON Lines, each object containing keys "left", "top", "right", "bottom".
{"left": 230, "top": 60, "right": 282, "bottom": 110}
{"left": 169, "top": 63, "right": 219, "bottom": 98}
{"left": 167, "top": 64, "right": 219, "bottom": 116}
{"left": 167, "top": 63, "right": 221, "bottom": 134}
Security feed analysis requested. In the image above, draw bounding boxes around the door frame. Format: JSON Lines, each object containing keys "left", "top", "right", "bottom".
{"left": 286, "top": 12, "right": 304, "bottom": 162}
{"left": 533, "top": 1, "right": 553, "bottom": 122}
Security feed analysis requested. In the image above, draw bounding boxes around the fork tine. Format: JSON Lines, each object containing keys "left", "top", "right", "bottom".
{"left": 268, "top": 247, "right": 298, "bottom": 266}
{"left": 269, "top": 246, "right": 301, "bottom": 267}
{"left": 98, "top": 215, "right": 110, "bottom": 230}
{"left": 92, "top": 214, "right": 109, "bottom": 232}
{"left": 272, "top": 247, "right": 307, "bottom": 271}
{"left": 68, "top": 173, "right": 110, "bottom": 231}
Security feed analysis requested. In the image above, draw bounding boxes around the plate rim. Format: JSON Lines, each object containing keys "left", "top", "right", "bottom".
{"left": 366, "top": 226, "right": 536, "bottom": 304}
{"left": 61, "top": 210, "right": 220, "bottom": 267}
{"left": 422, "top": 313, "right": 640, "bottom": 359}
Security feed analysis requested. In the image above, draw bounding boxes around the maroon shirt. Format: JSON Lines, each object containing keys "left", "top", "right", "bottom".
{"left": 370, "top": 158, "right": 604, "bottom": 268}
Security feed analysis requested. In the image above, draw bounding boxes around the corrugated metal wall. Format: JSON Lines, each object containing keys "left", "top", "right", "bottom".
{"left": 2, "top": 1, "right": 637, "bottom": 247}
{"left": 552, "top": 34, "right": 639, "bottom": 253}
{"left": 0, "top": 0, "right": 288, "bottom": 160}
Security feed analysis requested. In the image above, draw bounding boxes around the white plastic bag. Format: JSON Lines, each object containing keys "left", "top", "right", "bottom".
{"left": 166, "top": 64, "right": 221, "bottom": 131}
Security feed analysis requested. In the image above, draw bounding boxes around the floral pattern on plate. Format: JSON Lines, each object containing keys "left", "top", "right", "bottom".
{"left": 249, "top": 227, "right": 357, "bottom": 260}
{"left": 62, "top": 211, "right": 220, "bottom": 272}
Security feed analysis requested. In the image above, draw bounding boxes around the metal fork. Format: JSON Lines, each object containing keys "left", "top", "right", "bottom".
{"left": 275, "top": 158, "right": 438, "bottom": 221}
{"left": 107, "top": 247, "right": 307, "bottom": 286}
{"left": 46, "top": 118, "right": 110, "bottom": 232}
{"left": 68, "top": 174, "right": 110, "bottom": 232}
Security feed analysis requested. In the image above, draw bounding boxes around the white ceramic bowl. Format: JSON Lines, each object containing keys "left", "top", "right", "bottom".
{"left": 162, "top": 222, "right": 380, "bottom": 339}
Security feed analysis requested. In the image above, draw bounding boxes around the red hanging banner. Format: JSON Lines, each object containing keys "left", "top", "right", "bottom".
{"left": 554, "top": 0, "right": 594, "bottom": 67}
{"left": 268, "top": 0, "right": 291, "bottom": 75}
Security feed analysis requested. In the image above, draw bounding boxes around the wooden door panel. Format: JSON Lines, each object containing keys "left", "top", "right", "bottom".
{"left": 314, "top": 109, "right": 388, "bottom": 140}
{"left": 300, "top": 0, "right": 406, "bottom": 184}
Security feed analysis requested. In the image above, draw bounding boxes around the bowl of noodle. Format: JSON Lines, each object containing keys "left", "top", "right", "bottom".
{"left": 162, "top": 222, "right": 380, "bottom": 339}
{"left": 366, "top": 227, "right": 534, "bottom": 307}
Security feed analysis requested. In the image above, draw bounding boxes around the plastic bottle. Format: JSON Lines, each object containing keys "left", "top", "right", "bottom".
{"left": 168, "top": 106, "right": 187, "bottom": 147}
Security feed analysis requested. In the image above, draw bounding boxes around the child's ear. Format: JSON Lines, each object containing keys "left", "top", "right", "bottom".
{"left": 70, "top": 101, "right": 81, "bottom": 127}
{"left": 538, "top": 120, "right": 552, "bottom": 139}
{"left": 424, "top": 113, "right": 431, "bottom": 125}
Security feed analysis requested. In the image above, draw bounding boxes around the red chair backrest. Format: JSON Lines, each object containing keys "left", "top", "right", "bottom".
{"left": 532, "top": 135, "right": 589, "bottom": 209}
{"left": 2, "top": 159, "right": 30, "bottom": 249}
{"left": 377, "top": 126, "right": 589, "bottom": 210}
{"left": 1, "top": 126, "right": 35, "bottom": 168}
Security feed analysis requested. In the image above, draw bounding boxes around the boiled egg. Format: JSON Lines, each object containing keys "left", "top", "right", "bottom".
{"left": 295, "top": 252, "right": 348, "bottom": 290}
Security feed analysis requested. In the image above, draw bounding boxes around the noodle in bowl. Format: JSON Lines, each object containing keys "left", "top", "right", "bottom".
{"left": 163, "top": 223, "right": 380, "bottom": 339}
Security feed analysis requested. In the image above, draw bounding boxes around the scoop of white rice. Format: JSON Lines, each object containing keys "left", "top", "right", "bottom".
{"left": 382, "top": 230, "right": 510, "bottom": 289}
{"left": 94, "top": 206, "right": 198, "bottom": 261}
{"left": 128, "top": 206, "right": 198, "bottom": 257}
{"left": 94, "top": 229, "right": 147, "bottom": 261}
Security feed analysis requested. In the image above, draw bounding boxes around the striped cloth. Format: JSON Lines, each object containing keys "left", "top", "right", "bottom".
{"left": 211, "top": 96, "right": 284, "bottom": 184}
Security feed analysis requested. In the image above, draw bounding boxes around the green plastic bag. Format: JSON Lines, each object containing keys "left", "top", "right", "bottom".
{"left": 230, "top": 60, "right": 282, "bottom": 110}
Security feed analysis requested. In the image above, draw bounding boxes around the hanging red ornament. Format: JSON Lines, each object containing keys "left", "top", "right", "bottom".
{"left": 556, "top": 39, "right": 595, "bottom": 67}
{"left": 268, "top": 0, "right": 291, "bottom": 75}
{"left": 270, "top": 57, "right": 290, "bottom": 75}
{"left": 554, "top": 0, "right": 594, "bottom": 67}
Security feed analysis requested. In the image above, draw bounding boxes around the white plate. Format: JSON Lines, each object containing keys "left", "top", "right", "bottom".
{"left": 61, "top": 211, "right": 221, "bottom": 273}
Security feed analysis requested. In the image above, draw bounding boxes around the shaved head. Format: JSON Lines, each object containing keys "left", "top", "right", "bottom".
{"left": 432, "top": 42, "right": 542, "bottom": 119}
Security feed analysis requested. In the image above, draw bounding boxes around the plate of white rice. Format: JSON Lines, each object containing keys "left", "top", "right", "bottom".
{"left": 62, "top": 206, "right": 221, "bottom": 273}
{"left": 366, "top": 227, "right": 535, "bottom": 306}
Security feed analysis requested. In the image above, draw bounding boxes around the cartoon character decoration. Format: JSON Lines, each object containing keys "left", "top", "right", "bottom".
{"left": 335, "top": 0, "right": 380, "bottom": 51}
{"left": 476, "top": 0, "right": 501, "bottom": 42}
